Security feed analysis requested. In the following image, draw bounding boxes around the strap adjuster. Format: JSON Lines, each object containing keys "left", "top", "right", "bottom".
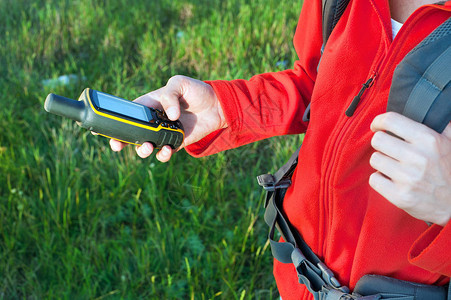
{"left": 318, "top": 262, "right": 350, "bottom": 293}
{"left": 257, "top": 174, "right": 292, "bottom": 191}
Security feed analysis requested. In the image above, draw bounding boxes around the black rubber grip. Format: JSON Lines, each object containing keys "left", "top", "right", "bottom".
{"left": 44, "top": 93, "right": 85, "bottom": 122}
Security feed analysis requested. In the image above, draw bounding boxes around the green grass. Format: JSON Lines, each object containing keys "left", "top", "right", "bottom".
{"left": 0, "top": 0, "right": 303, "bottom": 298}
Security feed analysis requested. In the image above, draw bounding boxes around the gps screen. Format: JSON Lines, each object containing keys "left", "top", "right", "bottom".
{"left": 95, "top": 91, "right": 152, "bottom": 122}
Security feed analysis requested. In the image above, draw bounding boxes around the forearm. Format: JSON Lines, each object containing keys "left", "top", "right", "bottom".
{"left": 186, "top": 67, "right": 314, "bottom": 157}
{"left": 185, "top": 0, "right": 323, "bottom": 157}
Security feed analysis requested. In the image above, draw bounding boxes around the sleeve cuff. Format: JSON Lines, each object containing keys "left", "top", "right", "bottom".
{"left": 185, "top": 80, "right": 242, "bottom": 157}
{"left": 408, "top": 221, "right": 451, "bottom": 276}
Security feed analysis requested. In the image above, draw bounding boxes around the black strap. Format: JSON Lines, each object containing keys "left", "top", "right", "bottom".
{"left": 264, "top": 193, "right": 352, "bottom": 299}
{"left": 257, "top": 146, "right": 300, "bottom": 193}
{"left": 303, "top": 103, "right": 312, "bottom": 122}
{"left": 258, "top": 147, "right": 450, "bottom": 299}
{"left": 258, "top": 145, "right": 353, "bottom": 299}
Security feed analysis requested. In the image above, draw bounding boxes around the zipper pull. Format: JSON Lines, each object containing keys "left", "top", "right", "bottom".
{"left": 345, "top": 73, "right": 377, "bottom": 117}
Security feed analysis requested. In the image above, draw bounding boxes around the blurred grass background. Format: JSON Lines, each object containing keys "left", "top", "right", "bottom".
{"left": 0, "top": 0, "right": 303, "bottom": 298}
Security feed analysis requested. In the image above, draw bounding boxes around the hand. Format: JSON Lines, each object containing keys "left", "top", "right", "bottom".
{"left": 369, "top": 112, "right": 451, "bottom": 226}
{"left": 110, "top": 75, "right": 227, "bottom": 162}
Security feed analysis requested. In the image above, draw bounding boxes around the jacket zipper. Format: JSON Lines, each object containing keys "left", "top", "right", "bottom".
{"left": 342, "top": 2, "right": 451, "bottom": 118}
{"left": 319, "top": 4, "right": 440, "bottom": 260}
{"left": 345, "top": 72, "right": 377, "bottom": 117}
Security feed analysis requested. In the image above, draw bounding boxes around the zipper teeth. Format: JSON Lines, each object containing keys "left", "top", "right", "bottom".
{"left": 317, "top": 0, "right": 391, "bottom": 222}
{"left": 343, "top": 4, "right": 439, "bottom": 120}
{"left": 320, "top": 5, "right": 437, "bottom": 259}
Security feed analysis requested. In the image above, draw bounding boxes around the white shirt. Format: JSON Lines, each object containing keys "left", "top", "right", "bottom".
{"left": 391, "top": 18, "right": 404, "bottom": 39}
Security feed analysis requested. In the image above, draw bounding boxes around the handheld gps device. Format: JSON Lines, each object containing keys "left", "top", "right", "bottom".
{"left": 44, "top": 88, "right": 184, "bottom": 149}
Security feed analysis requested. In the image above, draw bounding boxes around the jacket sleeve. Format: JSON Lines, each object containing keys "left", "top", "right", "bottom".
{"left": 185, "top": 0, "right": 323, "bottom": 157}
{"left": 408, "top": 221, "right": 451, "bottom": 278}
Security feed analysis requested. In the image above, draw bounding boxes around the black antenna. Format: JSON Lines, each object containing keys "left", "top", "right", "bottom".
{"left": 44, "top": 93, "right": 85, "bottom": 122}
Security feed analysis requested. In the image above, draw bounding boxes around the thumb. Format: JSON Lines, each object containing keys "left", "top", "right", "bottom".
{"left": 160, "top": 76, "right": 186, "bottom": 121}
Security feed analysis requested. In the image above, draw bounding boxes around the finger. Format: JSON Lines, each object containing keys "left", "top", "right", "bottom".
{"left": 156, "top": 145, "right": 173, "bottom": 163}
{"left": 135, "top": 142, "right": 154, "bottom": 158}
{"left": 369, "top": 171, "right": 398, "bottom": 203}
{"left": 371, "top": 131, "right": 409, "bottom": 162}
{"left": 110, "top": 139, "right": 127, "bottom": 152}
{"left": 371, "top": 112, "right": 433, "bottom": 143}
{"left": 133, "top": 88, "right": 164, "bottom": 109}
{"left": 369, "top": 151, "right": 404, "bottom": 180}
{"left": 160, "top": 76, "right": 186, "bottom": 121}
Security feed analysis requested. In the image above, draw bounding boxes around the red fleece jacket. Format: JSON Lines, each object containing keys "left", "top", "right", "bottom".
{"left": 186, "top": 0, "right": 451, "bottom": 299}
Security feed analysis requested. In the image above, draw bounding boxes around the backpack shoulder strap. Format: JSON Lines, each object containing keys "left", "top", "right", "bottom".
{"left": 387, "top": 17, "right": 451, "bottom": 133}
{"left": 322, "top": 0, "right": 351, "bottom": 47}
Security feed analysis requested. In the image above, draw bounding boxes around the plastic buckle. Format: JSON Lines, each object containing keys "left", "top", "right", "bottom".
{"left": 257, "top": 174, "right": 275, "bottom": 190}
{"left": 257, "top": 174, "right": 292, "bottom": 191}
{"left": 318, "top": 262, "right": 350, "bottom": 293}
{"left": 273, "top": 179, "right": 292, "bottom": 190}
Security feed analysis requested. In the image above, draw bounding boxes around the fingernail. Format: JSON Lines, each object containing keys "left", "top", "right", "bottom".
{"left": 166, "top": 107, "right": 178, "bottom": 120}
{"left": 141, "top": 144, "right": 152, "bottom": 156}
{"left": 162, "top": 146, "right": 171, "bottom": 156}
{"left": 110, "top": 140, "right": 120, "bottom": 152}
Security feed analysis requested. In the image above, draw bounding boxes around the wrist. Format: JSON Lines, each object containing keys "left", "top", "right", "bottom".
{"left": 216, "top": 96, "right": 228, "bottom": 130}
{"left": 205, "top": 81, "right": 228, "bottom": 130}
{"left": 204, "top": 80, "right": 230, "bottom": 131}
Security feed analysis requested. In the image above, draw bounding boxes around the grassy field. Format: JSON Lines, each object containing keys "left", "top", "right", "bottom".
{"left": 0, "top": 0, "right": 303, "bottom": 298}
